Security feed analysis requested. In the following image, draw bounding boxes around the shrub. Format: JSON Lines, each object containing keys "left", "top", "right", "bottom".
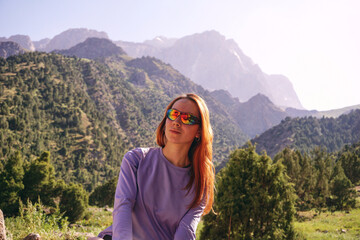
{"left": 60, "top": 183, "right": 89, "bottom": 223}
{"left": 89, "top": 177, "right": 117, "bottom": 207}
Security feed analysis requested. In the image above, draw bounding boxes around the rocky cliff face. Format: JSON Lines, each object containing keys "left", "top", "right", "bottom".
{"left": 0, "top": 35, "right": 35, "bottom": 51}
{"left": 0, "top": 41, "right": 26, "bottom": 58}
{"left": 265, "top": 74, "right": 302, "bottom": 110}
{"left": 33, "top": 38, "right": 51, "bottom": 51}
{"left": 116, "top": 30, "right": 304, "bottom": 110}
{"left": 234, "top": 93, "right": 287, "bottom": 137}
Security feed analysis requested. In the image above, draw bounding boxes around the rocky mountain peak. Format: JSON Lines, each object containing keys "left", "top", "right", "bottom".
{"left": 0, "top": 41, "right": 26, "bottom": 58}
{"left": 116, "top": 30, "right": 303, "bottom": 109}
{"left": 0, "top": 34, "right": 35, "bottom": 51}
{"left": 44, "top": 28, "right": 109, "bottom": 52}
{"left": 54, "top": 37, "right": 126, "bottom": 59}
{"left": 143, "top": 36, "right": 177, "bottom": 48}
{"left": 174, "top": 30, "right": 226, "bottom": 50}
{"left": 193, "top": 30, "right": 225, "bottom": 41}
{"left": 247, "top": 93, "right": 273, "bottom": 105}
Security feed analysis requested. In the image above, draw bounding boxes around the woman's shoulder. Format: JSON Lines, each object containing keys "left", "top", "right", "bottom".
{"left": 123, "top": 147, "right": 160, "bottom": 165}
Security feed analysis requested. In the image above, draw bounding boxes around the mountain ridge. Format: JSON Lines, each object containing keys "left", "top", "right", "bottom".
{"left": 1, "top": 28, "right": 304, "bottom": 109}
{"left": 251, "top": 109, "right": 360, "bottom": 157}
{"left": 42, "top": 28, "right": 109, "bottom": 52}
{"left": 54, "top": 38, "right": 126, "bottom": 59}
{"left": 115, "top": 30, "right": 304, "bottom": 110}
{"left": 2, "top": 28, "right": 359, "bottom": 137}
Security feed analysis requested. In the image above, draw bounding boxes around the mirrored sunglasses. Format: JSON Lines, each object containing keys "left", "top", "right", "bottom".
{"left": 166, "top": 108, "right": 200, "bottom": 125}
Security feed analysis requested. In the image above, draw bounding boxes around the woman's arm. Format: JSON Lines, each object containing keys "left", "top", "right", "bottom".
{"left": 174, "top": 199, "right": 206, "bottom": 240}
{"left": 112, "top": 149, "right": 142, "bottom": 240}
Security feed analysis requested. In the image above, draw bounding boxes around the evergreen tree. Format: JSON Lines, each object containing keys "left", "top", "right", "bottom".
{"left": 0, "top": 151, "right": 24, "bottom": 216}
{"left": 311, "top": 147, "right": 334, "bottom": 213}
{"left": 201, "top": 144, "right": 296, "bottom": 240}
{"left": 338, "top": 143, "right": 360, "bottom": 185}
{"left": 60, "top": 183, "right": 89, "bottom": 223}
{"left": 274, "top": 148, "right": 316, "bottom": 210}
{"left": 89, "top": 176, "right": 117, "bottom": 207}
{"left": 329, "top": 161, "right": 356, "bottom": 210}
{"left": 21, "top": 151, "right": 57, "bottom": 206}
{"left": 0, "top": 102, "right": 9, "bottom": 115}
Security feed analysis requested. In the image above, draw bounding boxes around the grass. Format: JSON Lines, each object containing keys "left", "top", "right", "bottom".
{"left": 5, "top": 200, "right": 360, "bottom": 239}
{"left": 72, "top": 207, "right": 113, "bottom": 237}
{"left": 195, "top": 203, "right": 360, "bottom": 239}
{"left": 294, "top": 208, "right": 360, "bottom": 240}
{"left": 5, "top": 200, "right": 112, "bottom": 240}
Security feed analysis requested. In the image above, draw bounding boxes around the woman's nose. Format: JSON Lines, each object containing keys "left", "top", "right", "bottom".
{"left": 173, "top": 116, "right": 182, "bottom": 126}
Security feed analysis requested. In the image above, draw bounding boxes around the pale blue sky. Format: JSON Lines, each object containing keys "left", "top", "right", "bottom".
{"left": 1, "top": 0, "right": 360, "bottom": 111}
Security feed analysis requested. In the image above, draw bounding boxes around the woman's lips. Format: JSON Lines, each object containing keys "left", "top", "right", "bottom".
{"left": 169, "top": 129, "right": 181, "bottom": 134}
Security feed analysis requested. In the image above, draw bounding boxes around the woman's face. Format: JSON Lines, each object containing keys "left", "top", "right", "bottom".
{"left": 164, "top": 98, "right": 201, "bottom": 146}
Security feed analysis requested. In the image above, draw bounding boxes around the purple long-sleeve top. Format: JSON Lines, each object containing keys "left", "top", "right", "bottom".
{"left": 98, "top": 147, "right": 205, "bottom": 240}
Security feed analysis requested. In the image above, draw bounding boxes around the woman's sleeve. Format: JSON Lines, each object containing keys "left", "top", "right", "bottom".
{"left": 174, "top": 198, "right": 206, "bottom": 240}
{"left": 112, "top": 149, "right": 142, "bottom": 240}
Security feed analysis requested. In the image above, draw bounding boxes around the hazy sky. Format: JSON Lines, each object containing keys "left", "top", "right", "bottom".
{"left": 1, "top": 0, "right": 359, "bottom": 111}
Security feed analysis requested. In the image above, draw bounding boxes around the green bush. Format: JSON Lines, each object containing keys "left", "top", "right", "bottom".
{"left": 89, "top": 177, "right": 117, "bottom": 207}
{"left": 60, "top": 183, "right": 89, "bottom": 223}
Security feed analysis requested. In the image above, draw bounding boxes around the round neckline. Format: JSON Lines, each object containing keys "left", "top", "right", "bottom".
{"left": 159, "top": 148, "right": 191, "bottom": 171}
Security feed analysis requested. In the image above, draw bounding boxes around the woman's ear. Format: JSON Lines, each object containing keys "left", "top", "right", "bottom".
{"left": 196, "top": 129, "right": 201, "bottom": 138}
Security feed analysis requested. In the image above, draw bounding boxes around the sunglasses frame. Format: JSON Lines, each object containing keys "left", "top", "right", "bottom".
{"left": 166, "top": 108, "right": 201, "bottom": 125}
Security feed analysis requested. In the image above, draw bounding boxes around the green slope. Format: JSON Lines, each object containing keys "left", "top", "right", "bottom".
{"left": 0, "top": 51, "right": 248, "bottom": 190}
{"left": 251, "top": 110, "right": 360, "bottom": 157}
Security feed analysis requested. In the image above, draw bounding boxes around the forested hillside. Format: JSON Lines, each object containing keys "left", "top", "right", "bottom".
{"left": 0, "top": 51, "right": 248, "bottom": 191}
{"left": 0, "top": 52, "right": 130, "bottom": 191}
{"left": 251, "top": 110, "right": 360, "bottom": 157}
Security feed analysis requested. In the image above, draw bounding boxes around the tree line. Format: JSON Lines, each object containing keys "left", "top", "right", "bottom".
{"left": 0, "top": 151, "right": 88, "bottom": 222}
{"left": 252, "top": 110, "right": 360, "bottom": 158}
{"left": 199, "top": 142, "right": 358, "bottom": 239}
{"left": 0, "top": 137, "right": 358, "bottom": 237}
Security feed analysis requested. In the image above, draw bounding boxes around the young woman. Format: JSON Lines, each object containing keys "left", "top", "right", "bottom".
{"left": 91, "top": 93, "right": 215, "bottom": 240}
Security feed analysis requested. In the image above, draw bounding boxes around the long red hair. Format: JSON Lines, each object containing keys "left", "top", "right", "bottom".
{"left": 156, "top": 93, "right": 214, "bottom": 215}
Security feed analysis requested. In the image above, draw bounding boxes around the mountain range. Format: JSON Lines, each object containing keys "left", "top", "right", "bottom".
{"left": 116, "top": 30, "right": 303, "bottom": 110}
{"left": 1, "top": 28, "right": 301, "bottom": 108}
{"left": 1, "top": 28, "right": 360, "bottom": 139}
